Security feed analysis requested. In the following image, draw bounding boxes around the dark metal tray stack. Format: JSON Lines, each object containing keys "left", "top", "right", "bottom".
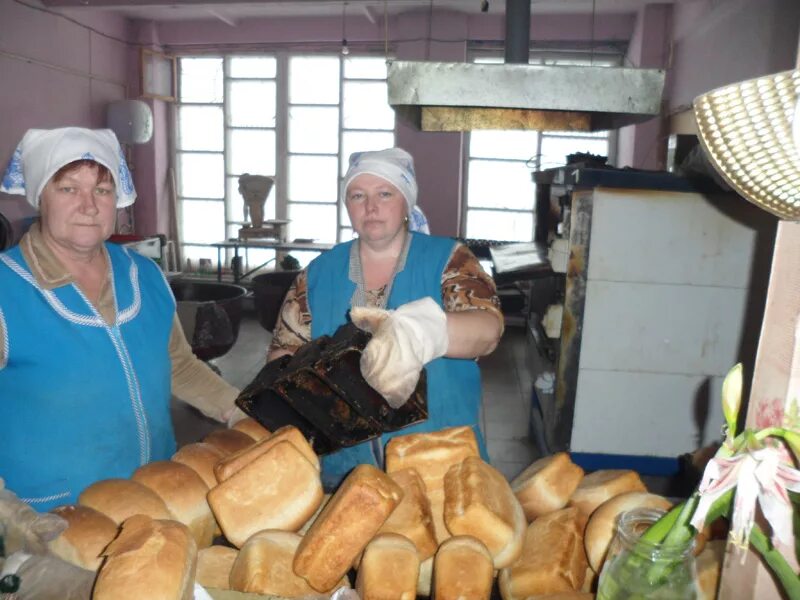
{"left": 236, "top": 323, "right": 428, "bottom": 455}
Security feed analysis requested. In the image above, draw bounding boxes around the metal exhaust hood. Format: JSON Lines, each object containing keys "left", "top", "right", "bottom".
{"left": 387, "top": 1, "right": 665, "bottom": 132}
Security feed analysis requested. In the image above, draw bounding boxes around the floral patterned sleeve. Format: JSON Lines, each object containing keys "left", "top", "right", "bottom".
{"left": 441, "top": 243, "right": 503, "bottom": 324}
{"left": 267, "top": 269, "right": 312, "bottom": 356}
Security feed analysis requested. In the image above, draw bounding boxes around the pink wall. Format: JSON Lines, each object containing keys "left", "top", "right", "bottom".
{"left": 667, "top": 0, "right": 800, "bottom": 112}
{"left": 617, "top": 3, "right": 672, "bottom": 170}
{"left": 0, "top": 0, "right": 131, "bottom": 238}
{"left": 151, "top": 10, "right": 635, "bottom": 237}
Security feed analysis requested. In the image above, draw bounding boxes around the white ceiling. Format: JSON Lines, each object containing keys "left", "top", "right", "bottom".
{"left": 42, "top": 0, "right": 683, "bottom": 22}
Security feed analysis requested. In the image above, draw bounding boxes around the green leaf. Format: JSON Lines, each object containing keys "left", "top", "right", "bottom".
{"left": 721, "top": 363, "right": 744, "bottom": 440}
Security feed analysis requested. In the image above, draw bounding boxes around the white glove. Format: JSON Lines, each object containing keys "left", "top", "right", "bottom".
{"left": 351, "top": 297, "right": 448, "bottom": 408}
{"left": 0, "top": 483, "right": 68, "bottom": 556}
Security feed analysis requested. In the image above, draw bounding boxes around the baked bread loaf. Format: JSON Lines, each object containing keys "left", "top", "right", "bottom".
{"left": 231, "top": 417, "right": 271, "bottom": 441}
{"left": 498, "top": 507, "right": 587, "bottom": 600}
{"left": 443, "top": 457, "right": 525, "bottom": 569}
{"left": 208, "top": 440, "right": 323, "bottom": 548}
{"left": 584, "top": 491, "right": 673, "bottom": 572}
{"left": 567, "top": 469, "right": 646, "bottom": 517}
{"left": 214, "top": 425, "right": 319, "bottom": 483}
{"left": 433, "top": 536, "right": 494, "bottom": 600}
{"left": 417, "top": 556, "right": 433, "bottom": 597}
{"left": 203, "top": 429, "right": 256, "bottom": 456}
{"left": 229, "top": 530, "right": 347, "bottom": 596}
{"left": 356, "top": 533, "right": 420, "bottom": 600}
{"left": 293, "top": 464, "right": 403, "bottom": 592}
{"left": 94, "top": 515, "right": 197, "bottom": 600}
{"left": 78, "top": 479, "right": 172, "bottom": 524}
{"left": 298, "top": 493, "right": 331, "bottom": 535}
{"left": 47, "top": 505, "right": 118, "bottom": 570}
{"left": 379, "top": 468, "right": 437, "bottom": 561}
{"left": 519, "top": 594, "right": 594, "bottom": 599}
{"left": 132, "top": 461, "right": 215, "bottom": 548}
{"left": 511, "top": 453, "right": 584, "bottom": 521}
{"left": 386, "top": 426, "right": 480, "bottom": 543}
{"left": 171, "top": 442, "right": 225, "bottom": 489}
{"left": 196, "top": 545, "right": 238, "bottom": 590}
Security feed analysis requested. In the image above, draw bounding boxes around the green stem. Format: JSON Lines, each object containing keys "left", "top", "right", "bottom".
{"left": 750, "top": 525, "right": 800, "bottom": 600}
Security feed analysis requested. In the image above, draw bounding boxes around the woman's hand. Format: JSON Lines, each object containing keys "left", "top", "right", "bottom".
{"left": 351, "top": 297, "right": 449, "bottom": 408}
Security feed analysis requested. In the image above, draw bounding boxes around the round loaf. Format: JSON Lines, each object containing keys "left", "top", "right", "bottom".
{"left": 567, "top": 469, "right": 646, "bottom": 517}
{"left": 203, "top": 429, "right": 256, "bottom": 456}
{"left": 356, "top": 533, "right": 420, "bottom": 600}
{"left": 510, "top": 453, "right": 584, "bottom": 521}
{"left": 172, "top": 442, "right": 225, "bottom": 489}
{"left": 47, "top": 505, "right": 119, "bottom": 570}
{"left": 232, "top": 417, "right": 271, "bottom": 441}
{"left": 584, "top": 491, "right": 673, "bottom": 572}
{"left": 433, "top": 536, "right": 494, "bottom": 600}
{"left": 132, "top": 461, "right": 215, "bottom": 548}
{"left": 78, "top": 479, "right": 172, "bottom": 524}
{"left": 197, "top": 545, "right": 238, "bottom": 590}
{"left": 230, "top": 530, "right": 347, "bottom": 596}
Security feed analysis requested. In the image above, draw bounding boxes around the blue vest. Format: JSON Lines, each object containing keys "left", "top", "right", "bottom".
{"left": 307, "top": 232, "right": 487, "bottom": 488}
{"left": 0, "top": 243, "right": 175, "bottom": 510}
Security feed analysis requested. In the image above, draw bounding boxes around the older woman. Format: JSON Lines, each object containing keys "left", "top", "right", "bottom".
{"left": 268, "top": 147, "right": 504, "bottom": 488}
{"left": 0, "top": 127, "right": 239, "bottom": 511}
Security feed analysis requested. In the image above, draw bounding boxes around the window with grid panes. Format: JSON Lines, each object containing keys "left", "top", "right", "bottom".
{"left": 176, "top": 54, "right": 394, "bottom": 274}
{"left": 463, "top": 52, "right": 618, "bottom": 242}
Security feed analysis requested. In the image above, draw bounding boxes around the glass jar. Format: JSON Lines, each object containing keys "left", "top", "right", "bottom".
{"left": 597, "top": 508, "right": 699, "bottom": 600}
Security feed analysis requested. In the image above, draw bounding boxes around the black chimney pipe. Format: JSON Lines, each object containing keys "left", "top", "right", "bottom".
{"left": 504, "top": 0, "right": 531, "bottom": 64}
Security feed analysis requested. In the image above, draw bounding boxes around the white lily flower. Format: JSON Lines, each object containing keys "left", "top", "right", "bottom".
{"left": 691, "top": 445, "right": 800, "bottom": 558}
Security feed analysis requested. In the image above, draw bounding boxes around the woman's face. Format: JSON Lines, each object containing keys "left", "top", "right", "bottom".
{"left": 39, "top": 163, "right": 117, "bottom": 256}
{"left": 345, "top": 173, "right": 407, "bottom": 247}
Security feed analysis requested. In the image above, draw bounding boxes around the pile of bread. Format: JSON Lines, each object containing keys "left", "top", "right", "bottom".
{"left": 45, "top": 422, "right": 725, "bottom": 600}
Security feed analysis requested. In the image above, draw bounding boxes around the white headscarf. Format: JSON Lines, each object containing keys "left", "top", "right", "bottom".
{"left": 342, "top": 148, "right": 418, "bottom": 214}
{"left": 0, "top": 127, "right": 136, "bottom": 209}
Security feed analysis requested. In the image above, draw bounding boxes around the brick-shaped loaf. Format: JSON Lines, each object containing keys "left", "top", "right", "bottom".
{"left": 293, "top": 464, "right": 403, "bottom": 592}
{"left": 207, "top": 440, "right": 323, "bottom": 547}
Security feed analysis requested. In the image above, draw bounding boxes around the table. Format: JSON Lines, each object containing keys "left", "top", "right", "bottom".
{"left": 211, "top": 239, "right": 334, "bottom": 282}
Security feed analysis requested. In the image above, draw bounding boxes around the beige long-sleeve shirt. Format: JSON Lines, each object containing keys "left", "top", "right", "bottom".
{"left": 0, "top": 224, "right": 239, "bottom": 422}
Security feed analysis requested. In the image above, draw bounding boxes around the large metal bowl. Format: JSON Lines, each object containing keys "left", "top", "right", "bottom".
{"left": 170, "top": 279, "right": 248, "bottom": 361}
{"left": 251, "top": 270, "right": 299, "bottom": 332}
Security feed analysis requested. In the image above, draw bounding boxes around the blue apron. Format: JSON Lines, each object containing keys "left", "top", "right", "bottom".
{"left": 307, "top": 232, "right": 488, "bottom": 488}
{"left": 0, "top": 243, "right": 175, "bottom": 510}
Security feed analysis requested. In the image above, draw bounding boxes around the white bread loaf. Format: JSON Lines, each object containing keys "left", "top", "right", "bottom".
{"left": 203, "top": 428, "right": 256, "bottom": 456}
{"left": 214, "top": 425, "right": 319, "bottom": 483}
{"left": 47, "top": 505, "right": 118, "bottom": 570}
{"left": 498, "top": 507, "right": 587, "bottom": 600}
{"left": 171, "top": 442, "right": 225, "bottom": 489}
{"left": 584, "top": 491, "right": 673, "bottom": 572}
{"left": 567, "top": 469, "right": 646, "bottom": 517}
{"left": 433, "top": 536, "right": 494, "bottom": 600}
{"left": 208, "top": 440, "right": 323, "bottom": 548}
{"left": 78, "top": 479, "right": 172, "bottom": 524}
{"left": 231, "top": 417, "right": 271, "bottom": 441}
{"left": 417, "top": 556, "right": 433, "bottom": 597}
{"left": 94, "top": 514, "right": 197, "bottom": 600}
{"left": 379, "top": 468, "right": 437, "bottom": 561}
{"left": 132, "top": 461, "right": 215, "bottom": 548}
{"left": 298, "top": 493, "right": 331, "bottom": 535}
{"left": 196, "top": 545, "right": 238, "bottom": 590}
{"left": 697, "top": 540, "right": 726, "bottom": 600}
{"left": 386, "top": 425, "right": 480, "bottom": 543}
{"left": 443, "top": 457, "right": 526, "bottom": 569}
{"left": 229, "top": 530, "right": 347, "bottom": 596}
{"left": 294, "top": 464, "right": 403, "bottom": 592}
{"left": 511, "top": 453, "right": 584, "bottom": 521}
{"left": 356, "top": 533, "right": 420, "bottom": 600}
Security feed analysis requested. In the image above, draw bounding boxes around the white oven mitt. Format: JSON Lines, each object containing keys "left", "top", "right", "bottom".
{"left": 1, "top": 552, "right": 95, "bottom": 600}
{"left": 351, "top": 297, "right": 448, "bottom": 408}
{"left": 0, "top": 482, "right": 68, "bottom": 555}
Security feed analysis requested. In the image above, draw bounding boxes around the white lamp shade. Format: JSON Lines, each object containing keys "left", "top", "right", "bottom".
{"left": 107, "top": 99, "right": 153, "bottom": 144}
